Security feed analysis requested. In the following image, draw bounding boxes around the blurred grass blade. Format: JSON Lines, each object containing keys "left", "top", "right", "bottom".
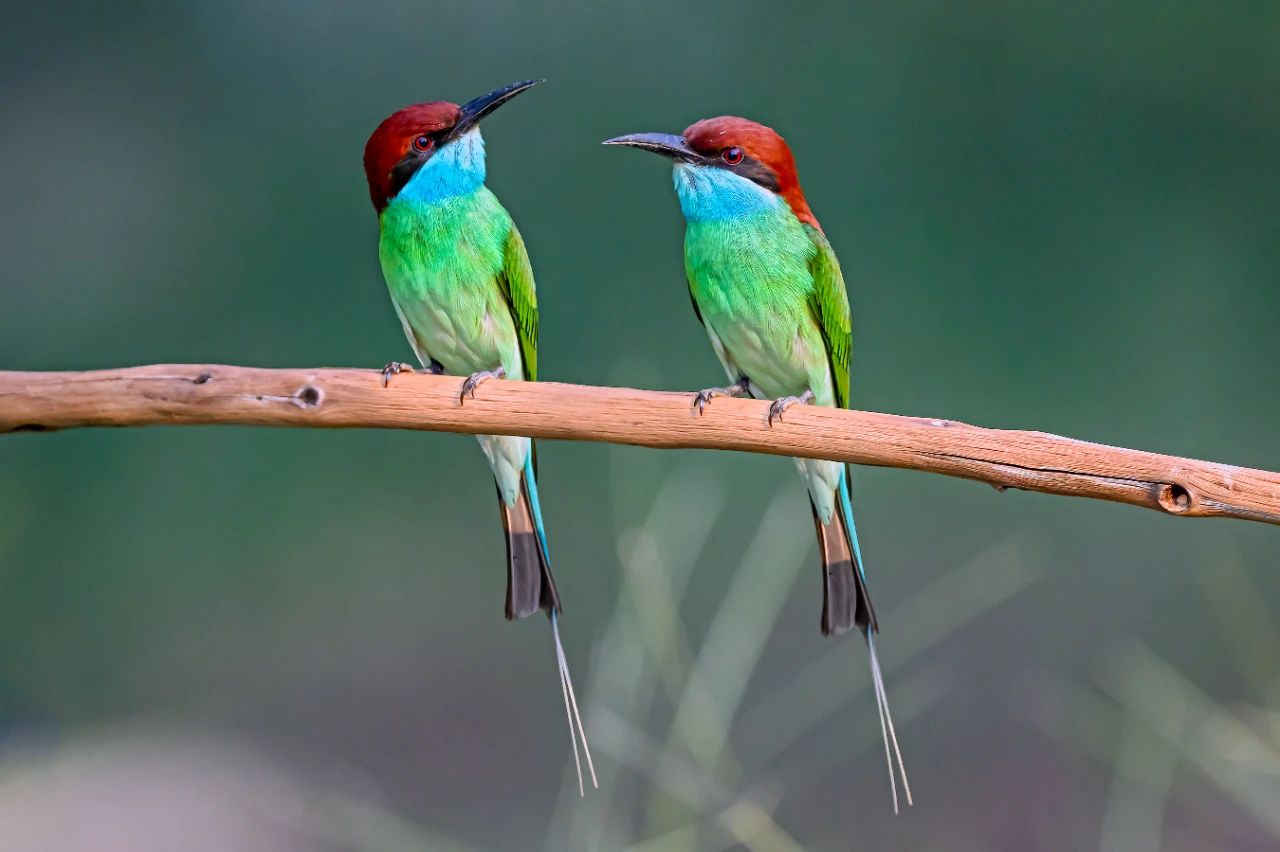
{"left": 319, "top": 795, "right": 480, "bottom": 852}
{"left": 1101, "top": 643, "right": 1280, "bottom": 838}
{"left": 1194, "top": 540, "right": 1280, "bottom": 696}
{"left": 667, "top": 486, "right": 809, "bottom": 769}
{"left": 591, "top": 703, "right": 732, "bottom": 810}
{"left": 592, "top": 705, "right": 804, "bottom": 852}
{"left": 741, "top": 536, "right": 1041, "bottom": 762}
{"left": 1097, "top": 707, "right": 1179, "bottom": 852}
{"left": 622, "top": 822, "right": 702, "bottom": 852}
{"left": 551, "top": 461, "right": 727, "bottom": 852}
{"left": 784, "top": 666, "right": 952, "bottom": 786}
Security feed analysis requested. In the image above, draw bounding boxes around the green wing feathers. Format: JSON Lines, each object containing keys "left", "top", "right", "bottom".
{"left": 805, "top": 225, "right": 852, "bottom": 410}
{"left": 499, "top": 225, "right": 539, "bottom": 382}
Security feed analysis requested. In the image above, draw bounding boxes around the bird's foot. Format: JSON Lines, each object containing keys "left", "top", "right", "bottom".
{"left": 459, "top": 365, "right": 506, "bottom": 404}
{"left": 381, "top": 361, "right": 414, "bottom": 387}
{"left": 767, "top": 389, "right": 815, "bottom": 426}
{"left": 693, "top": 380, "right": 748, "bottom": 415}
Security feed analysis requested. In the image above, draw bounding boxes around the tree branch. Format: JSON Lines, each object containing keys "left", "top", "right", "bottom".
{"left": 2, "top": 364, "right": 1277, "bottom": 526}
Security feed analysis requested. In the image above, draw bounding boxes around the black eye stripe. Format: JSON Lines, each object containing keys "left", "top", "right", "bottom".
{"left": 387, "top": 151, "right": 424, "bottom": 198}
{"left": 689, "top": 144, "right": 780, "bottom": 193}
{"left": 725, "top": 154, "right": 779, "bottom": 193}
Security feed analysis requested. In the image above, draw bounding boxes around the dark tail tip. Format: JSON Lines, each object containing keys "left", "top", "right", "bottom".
{"left": 500, "top": 486, "right": 561, "bottom": 621}
{"left": 505, "top": 531, "right": 548, "bottom": 619}
{"left": 821, "top": 557, "right": 858, "bottom": 636}
{"left": 813, "top": 502, "right": 878, "bottom": 637}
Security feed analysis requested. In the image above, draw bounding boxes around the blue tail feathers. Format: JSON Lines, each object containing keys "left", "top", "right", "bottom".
{"left": 524, "top": 453, "right": 552, "bottom": 566}
{"left": 838, "top": 465, "right": 865, "bottom": 580}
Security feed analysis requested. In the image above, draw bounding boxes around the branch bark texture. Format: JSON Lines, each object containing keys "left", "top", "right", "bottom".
{"left": 2, "top": 364, "right": 1277, "bottom": 526}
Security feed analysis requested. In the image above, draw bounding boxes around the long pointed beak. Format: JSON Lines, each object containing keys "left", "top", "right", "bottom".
{"left": 453, "top": 79, "right": 543, "bottom": 137}
{"left": 602, "top": 132, "right": 697, "bottom": 162}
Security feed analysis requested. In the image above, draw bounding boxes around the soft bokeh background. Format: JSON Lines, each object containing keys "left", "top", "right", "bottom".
{"left": 3, "top": 2, "right": 1279, "bottom": 850}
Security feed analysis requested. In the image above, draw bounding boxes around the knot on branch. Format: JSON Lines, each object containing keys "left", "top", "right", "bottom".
{"left": 296, "top": 385, "right": 322, "bottom": 408}
{"left": 1156, "top": 482, "right": 1193, "bottom": 514}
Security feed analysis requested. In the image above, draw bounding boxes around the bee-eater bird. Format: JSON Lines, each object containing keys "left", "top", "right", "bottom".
{"left": 604, "top": 118, "right": 910, "bottom": 810}
{"left": 363, "top": 80, "right": 595, "bottom": 793}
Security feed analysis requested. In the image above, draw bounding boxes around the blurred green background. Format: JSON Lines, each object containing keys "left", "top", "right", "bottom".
{"left": 2, "top": 2, "right": 1279, "bottom": 850}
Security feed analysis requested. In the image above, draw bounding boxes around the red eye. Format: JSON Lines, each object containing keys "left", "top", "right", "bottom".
{"left": 412, "top": 135, "right": 434, "bottom": 153}
{"left": 721, "top": 146, "right": 744, "bottom": 165}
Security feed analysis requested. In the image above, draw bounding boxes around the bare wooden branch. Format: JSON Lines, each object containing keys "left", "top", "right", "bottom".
{"left": 2, "top": 364, "right": 1277, "bottom": 526}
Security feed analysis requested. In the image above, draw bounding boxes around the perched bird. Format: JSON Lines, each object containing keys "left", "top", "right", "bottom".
{"left": 363, "top": 80, "right": 594, "bottom": 792}
{"left": 604, "top": 118, "right": 910, "bottom": 809}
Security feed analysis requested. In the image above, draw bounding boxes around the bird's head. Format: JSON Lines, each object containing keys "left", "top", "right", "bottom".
{"left": 603, "top": 116, "right": 818, "bottom": 230}
{"left": 363, "top": 79, "right": 541, "bottom": 212}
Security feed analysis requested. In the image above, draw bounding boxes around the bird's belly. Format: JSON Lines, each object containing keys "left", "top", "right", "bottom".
{"left": 395, "top": 283, "right": 520, "bottom": 379}
{"left": 705, "top": 309, "right": 822, "bottom": 401}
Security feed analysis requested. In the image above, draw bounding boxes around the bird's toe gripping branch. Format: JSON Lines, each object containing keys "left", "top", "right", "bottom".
{"left": 459, "top": 366, "right": 506, "bottom": 404}
{"left": 381, "top": 359, "right": 444, "bottom": 387}
{"left": 381, "top": 361, "right": 414, "bottom": 387}
{"left": 767, "top": 388, "right": 815, "bottom": 426}
{"left": 693, "top": 379, "right": 749, "bottom": 415}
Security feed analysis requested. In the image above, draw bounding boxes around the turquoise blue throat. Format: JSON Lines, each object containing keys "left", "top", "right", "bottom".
{"left": 672, "top": 163, "right": 783, "bottom": 222}
{"left": 396, "top": 129, "right": 487, "bottom": 205}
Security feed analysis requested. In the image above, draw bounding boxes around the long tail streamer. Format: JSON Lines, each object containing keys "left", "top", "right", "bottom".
{"left": 551, "top": 610, "right": 597, "bottom": 796}
{"left": 841, "top": 469, "right": 911, "bottom": 812}
{"left": 866, "top": 631, "right": 912, "bottom": 813}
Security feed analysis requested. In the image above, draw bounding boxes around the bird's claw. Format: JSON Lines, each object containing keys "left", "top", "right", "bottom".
{"left": 694, "top": 388, "right": 724, "bottom": 415}
{"left": 693, "top": 380, "right": 748, "bottom": 415}
{"left": 459, "top": 366, "right": 506, "bottom": 404}
{"left": 767, "top": 390, "right": 814, "bottom": 426}
{"left": 381, "top": 361, "right": 413, "bottom": 387}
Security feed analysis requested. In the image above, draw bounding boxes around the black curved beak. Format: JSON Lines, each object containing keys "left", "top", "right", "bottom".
{"left": 602, "top": 132, "right": 698, "bottom": 162}
{"left": 452, "top": 79, "right": 543, "bottom": 139}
